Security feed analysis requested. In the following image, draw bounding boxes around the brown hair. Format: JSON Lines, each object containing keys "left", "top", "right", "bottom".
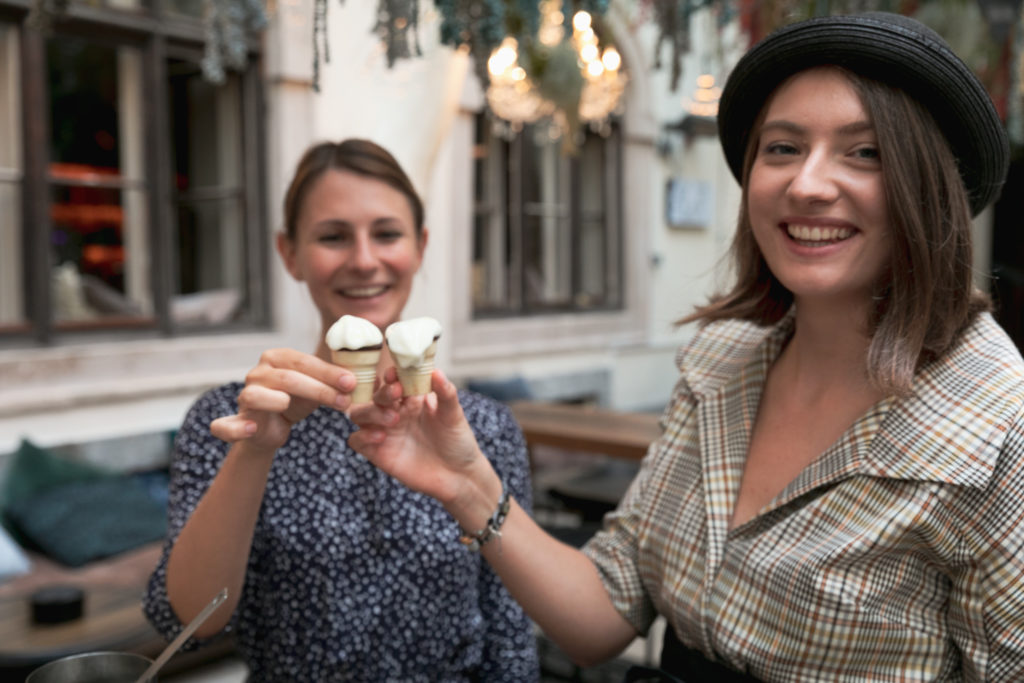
{"left": 683, "top": 69, "right": 989, "bottom": 396}
{"left": 282, "top": 139, "right": 424, "bottom": 240}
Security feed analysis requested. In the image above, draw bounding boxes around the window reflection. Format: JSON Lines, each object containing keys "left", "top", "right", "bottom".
{"left": 0, "top": 23, "right": 23, "bottom": 329}
{"left": 163, "top": 0, "right": 202, "bottom": 18}
{"left": 472, "top": 115, "right": 622, "bottom": 316}
{"left": 167, "top": 59, "right": 246, "bottom": 326}
{"left": 47, "top": 36, "right": 151, "bottom": 326}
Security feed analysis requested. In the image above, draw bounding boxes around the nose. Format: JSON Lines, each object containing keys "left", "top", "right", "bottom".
{"left": 787, "top": 148, "right": 840, "bottom": 204}
{"left": 348, "top": 232, "right": 378, "bottom": 273}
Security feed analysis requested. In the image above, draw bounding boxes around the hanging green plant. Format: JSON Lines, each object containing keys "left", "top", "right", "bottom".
{"left": 201, "top": 0, "right": 268, "bottom": 83}
{"left": 27, "top": 0, "right": 266, "bottom": 84}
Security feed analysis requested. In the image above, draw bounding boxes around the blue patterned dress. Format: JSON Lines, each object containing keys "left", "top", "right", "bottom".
{"left": 144, "top": 383, "right": 538, "bottom": 682}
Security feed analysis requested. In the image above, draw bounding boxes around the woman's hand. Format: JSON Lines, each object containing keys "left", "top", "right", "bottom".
{"left": 348, "top": 368, "right": 496, "bottom": 508}
{"left": 210, "top": 348, "right": 356, "bottom": 450}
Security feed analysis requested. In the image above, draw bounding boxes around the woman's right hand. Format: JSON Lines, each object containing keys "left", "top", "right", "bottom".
{"left": 210, "top": 348, "right": 356, "bottom": 451}
{"left": 348, "top": 367, "right": 501, "bottom": 513}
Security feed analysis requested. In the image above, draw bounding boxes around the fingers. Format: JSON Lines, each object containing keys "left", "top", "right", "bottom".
{"left": 210, "top": 414, "right": 256, "bottom": 443}
{"left": 347, "top": 426, "right": 385, "bottom": 456}
{"left": 431, "top": 369, "right": 464, "bottom": 424}
{"left": 237, "top": 384, "right": 293, "bottom": 414}
{"left": 247, "top": 349, "right": 355, "bottom": 411}
{"left": 367, "top": 372, "right": 404, "bottom": 410}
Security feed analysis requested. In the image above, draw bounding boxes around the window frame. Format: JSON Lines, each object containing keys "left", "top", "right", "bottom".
{"left": 471, "top": 114, "right": 626, "bottom": 318}
{"left": 450, "top": 103, "right": 650, "bottom": 364}
{"left": 1, "top": 0, "right": 269, "bottom": 347}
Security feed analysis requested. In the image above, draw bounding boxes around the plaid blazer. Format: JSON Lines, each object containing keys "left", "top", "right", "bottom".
{"left": 584, "top": 312, "right": 1024, "bottom": 682}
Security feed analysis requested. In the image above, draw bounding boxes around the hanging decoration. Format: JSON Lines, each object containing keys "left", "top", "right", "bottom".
{"left": 645, "top": 0, "right": 735, "bottom": 90}
{"left": 27, "top": 0, "right": 266, "bottom": 85}
{"left": 201, "top": 0, "right": 268, "bottom": 83}
{"left": 484, "top": 0, "right": 626, "bottom": 146}
{"left": 315, "top": 0, "right": 423, "bottom": 91}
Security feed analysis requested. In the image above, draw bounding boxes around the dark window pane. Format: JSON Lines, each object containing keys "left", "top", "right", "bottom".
{"left": 0, "top": 22, "right": 23, "bottom": 329}
{"left": 48, "top": 39, "right": 120, "bottom": 168}
{"left": 47, "top": 37, "right": 151, "bottom": 327}
{"left": 471, "top": 113, "right": 622, "bottom": 317}
{"left": 164, "top": 0, "right": 202, "bottom": 17}
{"left": 167, "top": 58, "right": 248, "bottom": 326}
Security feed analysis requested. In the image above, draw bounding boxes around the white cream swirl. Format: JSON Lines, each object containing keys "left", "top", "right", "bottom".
{"left": 325, "top": 315, "right": 383, "bottom": 351}
{"left": 385, "top": 317, "right": 442, "bottom": 368}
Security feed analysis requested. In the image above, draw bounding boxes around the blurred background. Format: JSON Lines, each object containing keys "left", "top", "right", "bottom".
{"left": 0, "top": 0, "right": 1021, "bottom": 679}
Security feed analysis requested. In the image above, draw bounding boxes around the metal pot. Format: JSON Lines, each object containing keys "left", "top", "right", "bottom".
{"left": 25, "top": 651, "right": 155, "bottom": 683}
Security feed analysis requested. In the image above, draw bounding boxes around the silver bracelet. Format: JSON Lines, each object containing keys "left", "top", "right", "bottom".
{"left": 458, "top": 479, "right": 511, "bottom": 553}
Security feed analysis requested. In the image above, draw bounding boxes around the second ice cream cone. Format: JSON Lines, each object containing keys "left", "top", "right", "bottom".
{"left": 395, "top": 340, "right": 437, "bottom": 396}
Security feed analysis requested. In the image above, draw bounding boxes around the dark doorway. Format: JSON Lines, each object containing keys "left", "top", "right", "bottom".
{"left": 990, "top": 156, "right": 1024, "bottom": 353}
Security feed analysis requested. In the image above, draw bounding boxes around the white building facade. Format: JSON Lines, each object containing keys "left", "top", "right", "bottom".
{"left": 0, "top": 1, "right": 995, "bottom": 457}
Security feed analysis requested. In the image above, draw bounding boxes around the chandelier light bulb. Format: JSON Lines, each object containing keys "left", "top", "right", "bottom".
{"left": 486, "top": 1, "right": 627, "bottom": 140}
{"left": 488, "top": 39, "right": 519, "bottom": 76}
{"left": 573, "top": 11, "right": 592, "bottom": 32}
{"left": 601, "top": 47, "right": 621, "bottom": 71}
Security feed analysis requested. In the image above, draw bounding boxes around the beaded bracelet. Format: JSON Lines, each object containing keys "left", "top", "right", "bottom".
{"left": 458, "top": 479, "right": 511, "bottom": 553}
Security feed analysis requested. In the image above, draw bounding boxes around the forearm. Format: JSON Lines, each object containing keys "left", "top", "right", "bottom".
{"left": 165, "top": 441, "right": 276, "bottom": 637}
{"left": 472, "top": 498, "right": 638, "bottom": 666}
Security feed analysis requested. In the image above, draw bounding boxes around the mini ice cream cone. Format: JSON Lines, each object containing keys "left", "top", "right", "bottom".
{"left": 331, "top": 348, "right": 382, "bottom": 404}
{"left": 395, "top": 339, "right": 437, "bottom": 396}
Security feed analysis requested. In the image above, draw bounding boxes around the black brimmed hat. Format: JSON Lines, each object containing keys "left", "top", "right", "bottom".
{"left": 717, "top": 12, "right": 1009, "bottom": 216}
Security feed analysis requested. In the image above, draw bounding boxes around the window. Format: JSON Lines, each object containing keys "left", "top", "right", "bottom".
{"left": 2, "top": 0, "right": 266, "bottom": 344}
{"left": 0, "top": 20, "right": 22, "bottom": 331}
{"left": 472, "top": 114, "right": 623, "bottom": 317}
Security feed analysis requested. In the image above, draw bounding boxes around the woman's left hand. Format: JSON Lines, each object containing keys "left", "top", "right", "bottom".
{"left": 348, "top": 368, "right": 497, "bottom": 508}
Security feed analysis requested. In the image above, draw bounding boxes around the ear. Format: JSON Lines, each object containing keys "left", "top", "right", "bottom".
{"left": 276, "top": 231, "right": 303, "bottom": 281}
{"left": 415, "top": 227, "right": 429, "bottom": 269}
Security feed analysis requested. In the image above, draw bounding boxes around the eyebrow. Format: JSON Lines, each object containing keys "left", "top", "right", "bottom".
{"left": 312, "top": 217, "right": 407, "bottom": 230}
{"left": 760, "top": 119, "right": 876, "bottom": 136}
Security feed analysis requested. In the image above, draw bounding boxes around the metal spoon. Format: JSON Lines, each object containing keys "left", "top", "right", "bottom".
{"left": 134, "top": 588, "right": 229, "bottom": 683}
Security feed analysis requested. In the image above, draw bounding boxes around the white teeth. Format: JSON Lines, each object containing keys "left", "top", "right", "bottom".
{"left": 342, "top": 286, "right": 387, "bottom": 298}
{"left": 786, "top": 225, "right": 853, "bottom": 242}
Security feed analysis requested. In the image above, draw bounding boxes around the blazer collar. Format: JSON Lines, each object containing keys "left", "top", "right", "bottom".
{"left": 681, "top": 312, "right": 1023, "bottom": 492}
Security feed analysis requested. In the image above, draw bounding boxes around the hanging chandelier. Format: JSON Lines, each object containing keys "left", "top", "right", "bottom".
{"left": 485, "top": 0, "right": 627, "bottom": 142}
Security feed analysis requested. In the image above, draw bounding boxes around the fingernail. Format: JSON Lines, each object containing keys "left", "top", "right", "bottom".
{"left": 244, "top": 421, "right": 257, "bottom": 435}
{"left": 336, "top": 394, "right": 348, "bottom": 408}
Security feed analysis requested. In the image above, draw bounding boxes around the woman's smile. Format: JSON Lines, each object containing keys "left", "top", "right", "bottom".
{"left": 337, "top": 284, "right": 390, "bottom": 299}
{"left": 785, "top": 223, "right": 855, "bottom": 246}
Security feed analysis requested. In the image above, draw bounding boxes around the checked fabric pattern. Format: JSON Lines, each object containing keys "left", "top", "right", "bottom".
{"left": 584, "top": 311, "right": 1024, "bottom": 682}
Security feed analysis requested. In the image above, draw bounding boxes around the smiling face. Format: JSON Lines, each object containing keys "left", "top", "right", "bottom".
{"left": 747, "top": 66, "right": 891, "bottom": 310}
{"left": 278, "top": 168, "right": 427, "bottom": 337}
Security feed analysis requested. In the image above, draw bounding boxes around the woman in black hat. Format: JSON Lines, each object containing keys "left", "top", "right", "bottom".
{"left": 236, "top": 11, "right": 1024, "bottom": 682}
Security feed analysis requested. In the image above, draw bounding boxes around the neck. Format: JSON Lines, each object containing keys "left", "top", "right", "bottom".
{"left": 779, "top": 295, "right": 878, "bottom": 401}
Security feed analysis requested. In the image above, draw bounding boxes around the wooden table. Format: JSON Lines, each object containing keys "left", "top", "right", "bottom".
{"left": 0, "top": 543, "right": 234, "bottom": 678}
{"left": 0, "top": 584, "right": 162, "bottom": 670}
{"left": 508, "top": 401, "right": 661, "bottom": 461}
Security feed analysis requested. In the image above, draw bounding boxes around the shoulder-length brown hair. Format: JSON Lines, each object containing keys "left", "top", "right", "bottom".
{"left": 683, "top": 68, "right": 989, "bottom": 396}
{"left": 282, "top": 138, "right": 424, "bottom": 240}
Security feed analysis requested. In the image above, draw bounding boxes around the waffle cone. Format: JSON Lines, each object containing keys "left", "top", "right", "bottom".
{"left": 395, "top": 340, "right": 438, "bottom": 396}
{"left": 331, "top": 348, "right": 381, "bottom": 404}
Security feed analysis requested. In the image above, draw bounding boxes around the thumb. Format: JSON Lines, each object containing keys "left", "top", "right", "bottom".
{"left": 431, "top": 369, "right": 462, "bottom": 424}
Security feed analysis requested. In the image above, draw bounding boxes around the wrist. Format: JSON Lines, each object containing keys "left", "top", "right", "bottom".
{"left": 458, "top": 478, "right": 511, "bottom": 552}
{"left": 446, "top": 459, "right": 504, "bottom": 532}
